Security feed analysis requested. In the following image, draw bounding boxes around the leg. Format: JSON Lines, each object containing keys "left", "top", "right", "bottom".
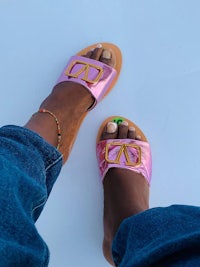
{"left": 0, "top": 46, "right": 116, "bottom": 266}
{"left": 100, "top": 121, "right": 149, "bottom": 265}
{"left": 0, "top": 126, "right": 61, "bottom": 266}
{"left": 99, "top": 120, "right": 200, "bottom": 266}
{"left": 25, "top": 46, "right": 116, "bottom": 163}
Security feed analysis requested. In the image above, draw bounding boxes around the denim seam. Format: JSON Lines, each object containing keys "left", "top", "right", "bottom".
{"left": 31, "top": 155, "right": 62, "bottom": 213}
{"left": 45, "top": 155, "right": 62, "bottom": 172}
{"left": 31, "top": 197, "right": 47, "bottom": 217}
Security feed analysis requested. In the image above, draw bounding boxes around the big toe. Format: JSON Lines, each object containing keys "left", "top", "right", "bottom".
{"left": 84, "top": 44, "right": 116, "bottom": 67}
{"left": 99, "top": 48, "right": 116, "bottom": 67}
{"left": 100, "top": 122, "right": 118, "bottom": 140}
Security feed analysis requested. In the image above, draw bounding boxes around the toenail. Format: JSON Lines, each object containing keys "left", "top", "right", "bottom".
{"left": 120, "top": 121, "right": 128, "bottom": 126}
{"left": 97, "top": 43, "right": 102, "bottom": 48}
{"left": 136, "top": 135, "right": 141, "bottom": 140}
{"left": 107, "top": 122, "right": 117, "bottom": 133}
{"left": 129, "top": 127, "right": 135, "bottom": 131}
{"left": 102, "top": 50, "right": 111, "bottom": 59}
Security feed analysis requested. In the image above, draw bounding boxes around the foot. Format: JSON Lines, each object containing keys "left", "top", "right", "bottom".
{"left": 100, "top": 121, "right": 149, "bottom": 266}
{"left": 25, "top": 44, "right": 116, "bottom": 163}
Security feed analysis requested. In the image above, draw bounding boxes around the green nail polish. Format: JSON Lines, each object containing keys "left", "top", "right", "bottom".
{"left": 112, "top": 117, "right": 124, "bottom": 125}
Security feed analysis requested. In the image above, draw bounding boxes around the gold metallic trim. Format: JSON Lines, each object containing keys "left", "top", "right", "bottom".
{"left": 65, "top": 60, "right": 103, "bottom": 84}
{"left": 105, "top": 142, "right": 142, "bottom": 167}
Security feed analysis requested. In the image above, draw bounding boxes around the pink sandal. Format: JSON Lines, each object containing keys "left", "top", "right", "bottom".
{"left": 96, "top": 116, "right": 152, "bottom": 185}
{"left": 56, "top": 42, "right": 122, "bottom": 110}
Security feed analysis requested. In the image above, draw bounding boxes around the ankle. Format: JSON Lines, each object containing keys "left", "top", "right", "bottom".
{"left": 25, "top": 82, "right": 94, "bottom": 154}
{"left": 102, "top": 169, "right": 149, "bottom": 267}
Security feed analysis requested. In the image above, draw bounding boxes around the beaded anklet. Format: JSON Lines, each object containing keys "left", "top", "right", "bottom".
{"left": 38, "top": 109, "right": 61, "bottom": 150}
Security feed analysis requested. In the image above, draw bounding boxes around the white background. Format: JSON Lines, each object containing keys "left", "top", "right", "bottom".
{"left": 1, "top": 1, "right": 200, "bottom": 266}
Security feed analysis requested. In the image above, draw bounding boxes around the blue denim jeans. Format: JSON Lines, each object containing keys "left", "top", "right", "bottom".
{"left": 112, "top": 205, "right": 200, "bottom": 266}
{"left": 0, "top": 125, "right": 62, "bottom": 267}
{"left": 0, "top": 126, "right": 200, "bottom": 266}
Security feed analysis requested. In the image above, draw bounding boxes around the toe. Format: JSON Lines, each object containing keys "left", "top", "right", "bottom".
{"left": 100, "top": 48, "right": 116, "bottom": 67}
{"left": 118, "top": 121, "right": 129, "bottom": 139}
{"left": 128, "top": 127, "right": 136, "bottom": 139}
{"left": 136, "top": 135, "right": 142, "bottom": 141}
{"left": 100, "top": 122, "right": 118, "bottom": 140}
{"left": 84, "top": 50, "right": 93, "bottom": 58}
{"left": 90, "top": 46, "right": 103, "bottom": 60}
{"left": 82, "top": 44, "right": 103, "bottom": 60}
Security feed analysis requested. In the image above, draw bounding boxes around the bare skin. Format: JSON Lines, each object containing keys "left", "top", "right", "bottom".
{"left": 25, "top": 46, "right": 115, "bottom": 163}
{"left": 100, "top": 121, "right": 150, "bottom": 266}
{"left": 24, "top": 45, "right": 149, "bottom": 266}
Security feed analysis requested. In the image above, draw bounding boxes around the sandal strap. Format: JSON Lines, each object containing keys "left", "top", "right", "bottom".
{"left": 56, "top": 55, "right": 117, "bottom": 110}
{"left": 96, "top": 139, "right": 152, "bottom": 185}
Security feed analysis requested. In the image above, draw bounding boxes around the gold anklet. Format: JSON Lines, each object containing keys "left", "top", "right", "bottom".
{"left": 38, "top": 109, "right": 61, "bottom": 150}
